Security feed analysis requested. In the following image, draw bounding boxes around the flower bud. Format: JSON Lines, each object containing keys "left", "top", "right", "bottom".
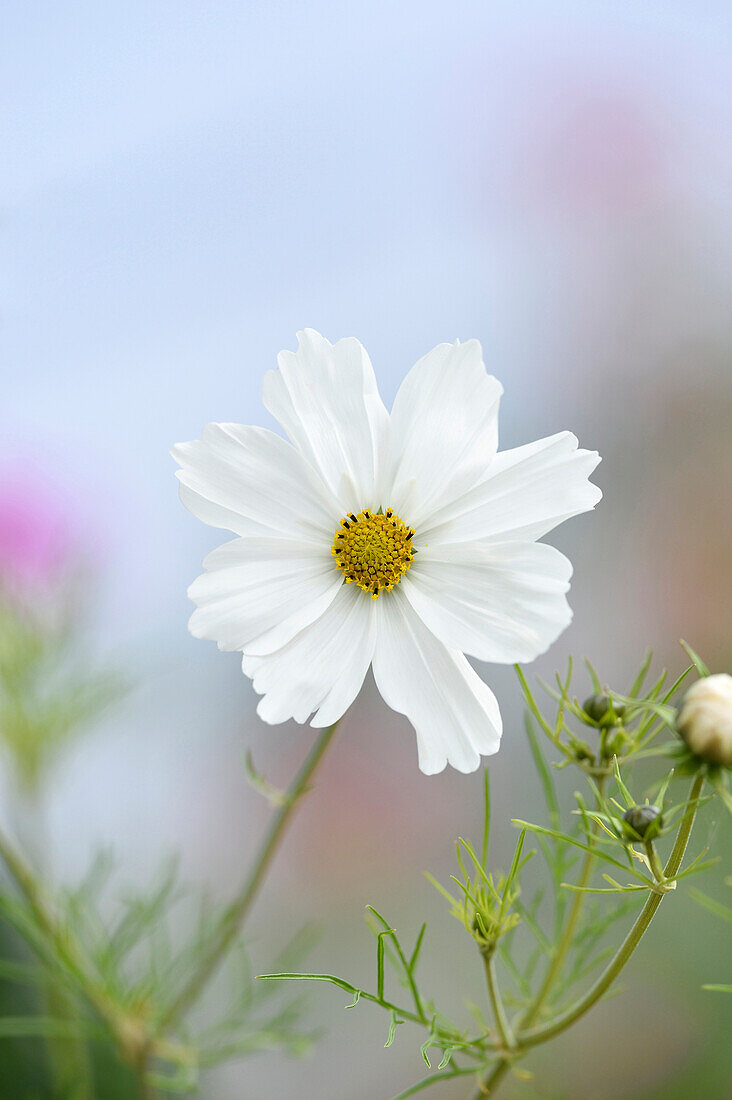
{"left": 623, "top": 804, "right": 662, "bottom": 839}
{"left": 582, "top": 693, "right": 626, "bottom": 727}
{"left": 676, "top": 674, "right": 732, "bottom": 767}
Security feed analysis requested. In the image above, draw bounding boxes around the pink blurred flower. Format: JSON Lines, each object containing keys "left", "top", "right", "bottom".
{"left": 0, "top": 468, "right": 77, "bottom": 591}
{"left": 528, "top": 84, "right": 667, "bottom": 213}
{"left": 505, "top": 68, "right": 671, "bottom": 218}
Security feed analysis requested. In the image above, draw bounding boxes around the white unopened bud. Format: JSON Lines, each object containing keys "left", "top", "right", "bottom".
{"left": 676, "top": 674, "right": 732, "bottom": 767}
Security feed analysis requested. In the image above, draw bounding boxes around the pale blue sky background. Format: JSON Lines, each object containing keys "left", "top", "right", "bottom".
{"left": 4, "top": 0, "right": 731, "bottom": 638}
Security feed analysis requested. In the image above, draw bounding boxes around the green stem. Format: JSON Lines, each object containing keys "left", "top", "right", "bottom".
{"left": 0, "top": 829, "right": 134, "bottom": 1052}
{"left": 44, "top": 981, "right": 94, "bottom": 1099}
{"left": 134, "top": 1053, "right": 154, "bottom": 1100}
{"left": 519, "top": 771, "right": 704, "bottom": 1048}
{"left": 527, "top": 849, "right": 594, "bottom": 1027}
{"left": 469, "top": 773, "right": 704, "bottom": 1097}
{"left": 158, "top": 720, "right": 340, "bottom": 1030}
{"left": 12, "top": 779, "right": 95, "bottom": 1100}
{"left": 0, "top": 721, "right": 340, "bottom": 1090}
{"left": 0, "top": 832, "right": 104, "bottom": 1013}
{"left": 645, "top": 840, "right": 665, "bottom": 884}
{"left": 472, "top": 1059, "right": 511, "bottom": 1098}
{"left": 483, "top": 953, "right": 515, "bottom": 1051}
{"left": 469, "top": 845, "right": 596, "bottom": 1100}
{"left": 0, "top": 826, "right": 188, "bottom": 1089}
{"left": 521, "top": 775, "right": 607, "bottom": 1032}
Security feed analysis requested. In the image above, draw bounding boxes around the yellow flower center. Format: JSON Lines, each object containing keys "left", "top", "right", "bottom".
{"left": 331, "top": 509, "right": 415, "bottom": 599}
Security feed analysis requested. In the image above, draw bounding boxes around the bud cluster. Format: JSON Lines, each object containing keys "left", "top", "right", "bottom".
{"left": 579, "top": 693, "right": 628, "bottom": 763}
{"left": 519, "top": 650, "right": 732, "bottom": 786}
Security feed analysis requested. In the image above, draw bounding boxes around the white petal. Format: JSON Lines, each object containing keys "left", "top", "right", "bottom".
{"left": 403, "top": 542, "right": 573, "bottom": 664}
{"left": 187, "top": 536, "right": 341, "bottom": 655}
{"left": 172, "top": 423, "right": 339, "bottom": 539}
{"left": 263, "top": 329, "right": 391, "bottom": 510}
{"left": 419, "top": 432, "right": 601, "bottom": 545}
{"left": 388, "top": 340, "right": 503, "bottom": 525}
{"left": 201, "top": 534, "right": 327, "bottom": 571}
{"left": 242, "top": 584, "right": 377, "bottom": 727}
{"left": 371, "top": 589, "right": 502, "bottom": 775}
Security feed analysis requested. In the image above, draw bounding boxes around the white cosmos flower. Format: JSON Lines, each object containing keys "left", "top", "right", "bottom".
{"left": 172, "top": 331, "right": 601, "bottom": 775}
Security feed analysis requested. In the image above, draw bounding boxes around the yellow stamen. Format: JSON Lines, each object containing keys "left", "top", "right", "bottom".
{"left": 331, "top": 509, "right": 415, "bottom": 599}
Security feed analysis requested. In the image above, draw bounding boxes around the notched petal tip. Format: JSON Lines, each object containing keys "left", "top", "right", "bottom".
{"left": 295, "top": 326, "right": 328, "bottom": 345}
{"left": 419, "top": 735, "right": 502, "bottom": 777}
{"left": 447, "top": 749, "right": 494, "bottom": 777}
{"left": 170, "top": 427, "right": 222, "bottom": 464}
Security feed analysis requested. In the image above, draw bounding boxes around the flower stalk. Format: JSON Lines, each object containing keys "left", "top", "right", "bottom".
{"left": 158, "top": 719, "right": 340, "bottom": 1031}
{"left": 468, "top": 777, "right": 605, "bottom": 1098}
{"left": 521, "top": 781, "right": 606, "bottom": 1030}
{"left": 519, "top": 772, "right": 704, "bottom": 1049}
{"left": 471, "top": 773, "right": 705, "bottom": 1096}
{"left": 483, "top": 954, "right": 515, "bottom": 1053}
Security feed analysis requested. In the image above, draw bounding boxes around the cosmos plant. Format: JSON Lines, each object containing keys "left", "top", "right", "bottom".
{"left": 0, "top": 334, "right": 728, "bottom": 1098}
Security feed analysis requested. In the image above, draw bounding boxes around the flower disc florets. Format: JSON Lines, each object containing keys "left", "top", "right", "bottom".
{"left": 332, "top": 509, "right": 415, "bottom": 599}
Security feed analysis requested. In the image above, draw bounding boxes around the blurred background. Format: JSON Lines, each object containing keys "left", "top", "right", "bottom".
{"left": 2, "top": 1, "right": 731, "bottom": 1097}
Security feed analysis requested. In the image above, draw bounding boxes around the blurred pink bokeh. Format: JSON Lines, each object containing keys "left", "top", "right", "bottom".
{"left": 0, "top": 466, "right": 78, "bottom": 591}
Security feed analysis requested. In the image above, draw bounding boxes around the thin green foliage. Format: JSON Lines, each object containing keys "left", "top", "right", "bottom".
{"left": 258, "top": 646, "right": 725, "bottom": 1098}
{"left": 0, "top": 643, "right": 725, "bottom": 1097}
{"left": 0, "top": 853, "right": 318, "bottom": 1089}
